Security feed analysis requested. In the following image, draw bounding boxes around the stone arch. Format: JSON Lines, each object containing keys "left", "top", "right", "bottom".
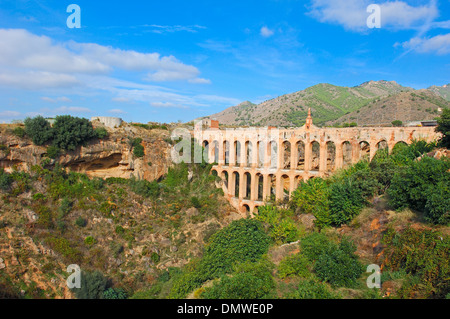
{"left": 282, "top": 141, "right": 291, "bottom": 169}
{"left": 326, "top": 141, "right": 336, "bottom": 171}
{"left": 342, "top": 141, "right": 352, "bottom": 167}
{"left": 245, "top": 141, "right": 253, "bottom": 167}
{"left": 392, "top": 141, "right": 408, "bottom": 154}
{"left": 268, "top": 174, "right": 276, "bottom": 201}
{"left": 296, "top": 141, "right": 305, "bottom": 170}
{"left": 212, "top": 140, "right": 219, "bottom": 163}
{"left": 281, "top": 174, "right": 290, "bottom": 200}
{"left": 234, "top": 140, "right": 242, "bottom": 165}
{"left": 257, "top": 141, "right": 265, "bottom": 168}
{"left": 244, "top": 172, "right": 251, "bottom": 199}
{"left": 241, "top": 204, "right": 250, "bottom": 215}
{"left": 311, "top": 141, "right": 320, "bottom": 171}
{"left": 233, "top": 171, "right": 240, "bottom": 198}
{"left": 223, "top": 140, "right": 230, "bottom": 165}
{"left": 221, "top": 171, "right": 229, "bottom": 191}
{"left": 359, "top": 141, "right": 370, "bottom": 161}
{"left": 376, "top": 139, "right": 388, "bottom": 152}
{"left": 256, "top": 173, "right": 264, "bottom": 201}
{"left": 270, "top": 140, "right": 278, "bottom": 168}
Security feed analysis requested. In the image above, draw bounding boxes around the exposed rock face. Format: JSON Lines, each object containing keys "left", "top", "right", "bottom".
{"left": 0, "top": 124, "right": 173, "bottom": 182}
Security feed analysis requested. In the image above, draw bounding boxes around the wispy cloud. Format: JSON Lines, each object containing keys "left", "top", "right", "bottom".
{"left": 260, "top": 26, "right": 274, "bottom": 37}
{"left": 397, "top": 33, "right": 450, "bottom": 55}
{"left": 0, "top": 28, "right": 210, "bottom": 90}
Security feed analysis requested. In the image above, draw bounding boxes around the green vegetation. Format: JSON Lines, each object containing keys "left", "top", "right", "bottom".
{"left": 436, "top": 108, "right": 450, "bottom": 148}
{"left": 24, "top": 116, "right": 54, "bottom": 145}
{"left": 392, "top": 120, "right": 403, "bottom": 127}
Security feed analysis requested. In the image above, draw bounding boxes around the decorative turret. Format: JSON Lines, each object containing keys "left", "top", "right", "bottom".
{"left": 305, "top": 108, "right": 313, "bottom": 130}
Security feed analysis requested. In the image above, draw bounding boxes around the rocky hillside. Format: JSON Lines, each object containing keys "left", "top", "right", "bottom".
{"left": 202, "top": 81, "right": 450, "bottom": 127}
{"left": 0, "top": 122, "right": 172, "bottom": 183}
{"left": 0, "top": 122, "right": 241, "bottom": 299}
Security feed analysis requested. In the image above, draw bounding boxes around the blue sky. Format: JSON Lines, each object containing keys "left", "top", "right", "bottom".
{"left": 0, "top": 0, "right": 449, "bottom": 123}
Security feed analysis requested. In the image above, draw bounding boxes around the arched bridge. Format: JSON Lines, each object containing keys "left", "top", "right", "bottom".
{"left": 194, "top": 114, "right": 439, "bottom": 215}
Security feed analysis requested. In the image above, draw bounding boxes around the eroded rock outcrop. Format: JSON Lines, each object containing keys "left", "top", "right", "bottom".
{"left": 0, "top": 123, "right": 173, "bottom": 182}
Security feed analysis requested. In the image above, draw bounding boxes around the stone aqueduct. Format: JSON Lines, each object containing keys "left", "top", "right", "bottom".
{"left": 193, "top": 112, "right": 439, "bottom": 215}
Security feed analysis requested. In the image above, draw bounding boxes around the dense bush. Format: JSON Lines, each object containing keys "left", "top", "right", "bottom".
{"left": 285, "top": 279, "right": 340, "bottom": 299}
{"left": 328, "top": 177, "right": 366, "bottom": 226}
{"left": 255, "top": 205, "right": 300, "bottom": 244}
{"left": 170, "top": 219, "right": 270, "bottom": 298}
{"left": 24, "top": 116, "right": 54, "bottom": 145}
{"left": 202, "top": 259, "right": 275, "bottom": 299}
{"left": 314, "top": 239, "right": 363, "bottom": 287}
{"left": 52, "top": 115, "right": 97, "bottom": 151}
{"left": 94, "top": 127, "right": 109, "bottom": 139}
{"left": 382, "top": 227, "right": 450, "bottom": 298}
{"left": 12, "top": 126, "right": 26, "bottom": 138}
{"left": 436, "top": 108, "right": 450, "bottom": 148}
{"left": 387, "top": 156, "right": 450, "bottom": 224}
{"left": 46, "top": 145, "right": 60, "bottom": 159}
{"left": 278, "top": 253, "right": 311, "bottom": 279}
{"left": 0, "top": 169, "right": 13, "bottom": 191}
{"left": 300, "top": 232, "right": 336, "bottom": 262}
{"left": 72, "top": 270, "right": 108, "bottom": 299}
{"left": 201, "top": 219, "right": 270, "bottom": 279}
{"left": 103, "top": 288, "right": 127, "bottom": 299}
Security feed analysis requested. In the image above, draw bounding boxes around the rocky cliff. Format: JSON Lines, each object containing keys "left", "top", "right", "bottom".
{"left": 0, "top": 123, "right": 173, "bottom": 183}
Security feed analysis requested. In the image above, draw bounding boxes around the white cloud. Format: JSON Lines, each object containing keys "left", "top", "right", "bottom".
{"left": 188, "top": 77, "right": 211, "bottom": 84}
{"left": 111, "top": 97, "right": 130, "bottom": 103}
{"left": 0, "top": 71, "right": 79, "bottom": 90}
{"left": 260, "top": 26, "right": 274, "bottom": 37}
{"left": 54, "top": 106, "right": 92, "bottom": 113}
{"left": 41, "top": 96, "right": 72, "bottom": 103}
{"left": 398, "top": 33, "right": 450, "bottom": 55}
{"left": 150, "top": 101, "right": 188, "bottom": 109}
{"left": 0, "top": 110, "right": 21, "bottom": 118}
{"left": 307, "top": 0, "right": 439, "bottom": 31}
{"left": 108, "top": 108, "right": 127, "bottom": 114}
{"left": 0, "top": 28, "right": 209, "bottom": 89}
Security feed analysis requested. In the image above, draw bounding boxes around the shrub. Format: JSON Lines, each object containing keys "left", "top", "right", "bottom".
{"left": 72, "top": 270, "right": 108, "bottom": 299}
{"left": 46, "top": 145, "right": 60, "bottom": 159}
{"left": 75, "top": 217, "right": 87, "bottom": 228}
{"left": 133, "top": 144, "right": 145, "bottom": 158}
{"left": 202, "top": 259, "right": 275, "bottom": 299}
{"left": 392, "top": 120, "right": 403, "bottom": 127}
{"left": 387, "top": 156, "right": 450, "bottom": 220}
{"left": 436, "top": 108, "right": 450, "bottom": 148}
{"left": 84, "top": 236, "right": 96, "bottom": 246}
{"left": 328, "top": 177, "right": 366, "bottom": 226}
{"left": 0, "top": 169, "right": 13, "bottom": 191}
{"left": 94, "top": 127, "right": 109, "bottom": 139}
{"left": 278, "top": 254, "right": 311, "bottom": 279}
{"left": 201, "top": 219, "right": 270, "bottom": 279}
{"left": 150, "top": 252, "right": 160, "bottom": 264}
{"left": 382, "top": 227, "right": 450, "bottom": 298}
{"left": 12, "top": 126, "right": 26, "bottom": 138}
{"left": 285, "top": 279, "right": 340, "bottom": 299}
{"left": 190, "top": 196, "right": 201, "bottom": 209}
{"left": 424, "top": 181, "right": 450, "bottom": 225}
{"left": 58, "top": 198, "right": 73, "bottom": 218}
{"left": 103, "top": 288, "right": 127, "bottom": 299}
{"left": 24, "top": 116, "right": 54, "bottom": 145}
{"left": 314, "top": 240, "right": 363, "bottom": 287}
{"left": 52, "top": 115, "right": 96, "bottom": 151}
{"left": 300, "top": 232, "right": 336, "bottom": 262}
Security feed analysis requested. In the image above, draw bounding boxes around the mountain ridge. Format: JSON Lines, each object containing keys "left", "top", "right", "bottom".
{"left": 201, "top": 81, "right": 450, "bottom": 127}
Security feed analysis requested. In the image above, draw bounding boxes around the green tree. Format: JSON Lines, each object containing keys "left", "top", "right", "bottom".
{"left": 72, "top": 270, "right": 108, "bottom": 299}
{"left": 392, "top": 120, "right": 403, "bottom": 127}
{"left": 24, "top": 116, "right": 54, "bottom": 145}
{"left": 52, "top": 115, "right": 96, "bottom": 151}
{"left": 436, "top": 108, "right": 450, "bottom": 148}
